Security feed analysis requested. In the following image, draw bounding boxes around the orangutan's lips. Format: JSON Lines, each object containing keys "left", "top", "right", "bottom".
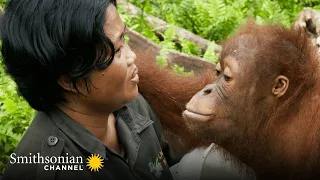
{"left": 183, "top": 110, "right": 215, "bottom": 122}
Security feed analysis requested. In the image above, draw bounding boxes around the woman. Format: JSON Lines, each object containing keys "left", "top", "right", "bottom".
{"left": 1, "top": 0, "right": 181, "bottom": 179}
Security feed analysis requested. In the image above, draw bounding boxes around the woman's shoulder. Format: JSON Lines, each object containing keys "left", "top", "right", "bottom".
{"left": 2, "top": 110, "right": 64, "bottom": 179}
{"left": 126, "top": 93, "right": 159, "bottom": 121}
{"left": 15, "top": 111, "right": 61, "bottom": 154}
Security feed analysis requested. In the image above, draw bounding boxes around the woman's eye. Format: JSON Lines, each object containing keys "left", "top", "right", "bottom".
{"left": 116, "top": 46, "right": 123, "bottom": 55}
{"left": 224, "top": 75, "right": 231, "bottom": 81}
{"left": 215, "top": 69, "right": 221, "bottom": 76}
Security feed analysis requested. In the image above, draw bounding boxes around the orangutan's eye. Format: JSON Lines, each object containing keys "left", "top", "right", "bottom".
{"left": 224, "top": 75, "right": 231, "bottom": 82}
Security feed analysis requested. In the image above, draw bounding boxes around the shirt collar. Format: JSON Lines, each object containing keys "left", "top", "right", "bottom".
{"left": 49, "top": 105, "right": 153, "bottom": 159}
{"left": 114, "top": 106, "right": 153, "bottom": 133}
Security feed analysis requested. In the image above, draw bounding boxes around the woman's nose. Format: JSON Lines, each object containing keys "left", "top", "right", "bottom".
{"left": 125, "top": 44, "right": 136, "bottom": 66}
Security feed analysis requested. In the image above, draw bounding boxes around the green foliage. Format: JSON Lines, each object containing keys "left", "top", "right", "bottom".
{"left": 179, "top": 38, "right": 202, "bottom": 57}
{"left": 156, "top": 49, "right": 169, "bottom": 67}
{"left": 172, "top": 64, "right": 194, "bottom": 76}
{"left": 203, "top": 42, "right": 220, "bottom": 63}
{"left": 0, "top": 0, "right": 6, "bottom": 7}
{"left": 118, "top": 2, "right": 161, "bottom": 44}
{"left": 156, "top": 49, "right": 194, "bottom": 76}
{"left": 0, "top": 0, "right": 34, "bottom": 174}
{"left": 119, "top": 3, "right": 205, "bottom": 59}
{"left": 0, "top": 61, "right": 35, "bottom": 173}
{"left": 123, "top": 0, "right": 320, "bottom": 74}
{"left": 0, "top": 0, "right": 319, "bottom": 174}
{"left": 159, "top": 25, "right": 177, "bottom": 50}
{"left": 159, "top": 25, "right": 202, "bottom": 56}
{"left": 0, "top": 0, "right": 35, "bottom": 169}
{"left": 128, "top": 0, "right": 320, "bottom": 43}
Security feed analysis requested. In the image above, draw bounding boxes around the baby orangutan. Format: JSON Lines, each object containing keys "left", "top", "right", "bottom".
{"left": 136, "top": 22, "right": 320, "bottom": 179}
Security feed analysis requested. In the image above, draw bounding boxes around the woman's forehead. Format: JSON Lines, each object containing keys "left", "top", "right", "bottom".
{"left": 103, "top": 5, "right": 125, "bottom": 44}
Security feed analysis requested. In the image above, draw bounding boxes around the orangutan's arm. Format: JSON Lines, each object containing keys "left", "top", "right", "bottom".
{"left": 134, "top": 51, "right": 216, "bottom": 151}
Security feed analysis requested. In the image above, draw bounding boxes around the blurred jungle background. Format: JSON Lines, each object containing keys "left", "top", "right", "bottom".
{"left": 1, "top": 0, "right": 320, "bottom": 173}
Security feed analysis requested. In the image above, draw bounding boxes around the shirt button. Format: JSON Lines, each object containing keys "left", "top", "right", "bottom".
{"left": 47, "top": 136, "right": 59, "bottom": 146}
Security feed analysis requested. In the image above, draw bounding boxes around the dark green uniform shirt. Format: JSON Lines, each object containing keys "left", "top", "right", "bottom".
{"left": 3, "top": 93, "right": 182, "bottom": 180}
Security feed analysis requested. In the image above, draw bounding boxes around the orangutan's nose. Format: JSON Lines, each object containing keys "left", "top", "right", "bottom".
{"left": 201, "top": 84, "right": 215, "bottom": 96}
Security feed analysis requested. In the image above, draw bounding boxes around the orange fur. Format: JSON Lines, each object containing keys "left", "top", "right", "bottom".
{"left": 133, "top": 49, "right": 215, "bottom": 150}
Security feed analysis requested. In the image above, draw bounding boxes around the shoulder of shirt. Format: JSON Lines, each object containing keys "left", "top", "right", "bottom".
{"left": 2, "top": 110, "right": 63, "bottom": 179}
{"left": 12, "top": 111, "right": 61, "bottom": 155}
{"left": 126, "top": 93, "right": 161, "bottom": 123}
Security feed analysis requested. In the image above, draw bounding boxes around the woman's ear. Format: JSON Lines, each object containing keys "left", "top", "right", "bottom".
{"left": 57, "top": 75, "right": 76, "bottom": 93}
{"left": 272, "top": 75, "right": 289, "bottom": 98}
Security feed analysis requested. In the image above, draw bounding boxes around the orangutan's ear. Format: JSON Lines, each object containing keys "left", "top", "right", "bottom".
{"left": 272, "top": 75, "right": 289, "bottom": 98}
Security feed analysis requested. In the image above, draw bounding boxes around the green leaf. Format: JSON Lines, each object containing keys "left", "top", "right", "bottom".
{"left": 203, "top": 42, "right": 220, "bottom": 63}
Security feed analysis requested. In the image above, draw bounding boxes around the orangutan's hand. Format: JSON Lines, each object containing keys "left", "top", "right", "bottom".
{"left": 294, "top": 7, "right": 320, "bottom": 47}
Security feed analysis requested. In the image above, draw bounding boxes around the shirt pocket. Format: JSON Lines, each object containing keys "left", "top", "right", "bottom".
{"left": 134, "top": 125, "right": 172, "bottom": 180}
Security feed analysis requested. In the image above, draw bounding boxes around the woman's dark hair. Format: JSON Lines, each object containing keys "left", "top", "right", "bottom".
{"left": 1, "top": 0, "right": 117, "bottom": 111}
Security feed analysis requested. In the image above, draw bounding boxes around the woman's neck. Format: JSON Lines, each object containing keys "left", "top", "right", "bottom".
{"left": 56, "top": 103, "right": 123, "bottom": 155}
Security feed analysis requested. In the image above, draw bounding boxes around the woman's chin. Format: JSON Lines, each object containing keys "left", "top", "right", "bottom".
{"left": 126, "top": 86, "right": 139, "bottom": 102}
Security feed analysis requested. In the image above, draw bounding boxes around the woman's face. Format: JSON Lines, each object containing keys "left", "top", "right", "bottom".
{"left": 74, "top": 5, "right": 139, "bottom": 113}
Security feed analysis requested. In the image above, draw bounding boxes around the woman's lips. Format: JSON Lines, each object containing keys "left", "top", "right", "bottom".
{"left": 130, "top": 68, "right": 139, "bottom": 82}
{"left": 131, "top": 68, "right": 138, "bottom": 79}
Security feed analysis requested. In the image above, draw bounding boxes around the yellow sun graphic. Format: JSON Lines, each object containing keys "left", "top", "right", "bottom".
{"left": 86, "top": 154, "right": 104, "bottom": 172}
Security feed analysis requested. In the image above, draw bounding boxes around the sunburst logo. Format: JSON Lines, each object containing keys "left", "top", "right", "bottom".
{"left": 86, "top": 154, "right": 104, "bottom": 172}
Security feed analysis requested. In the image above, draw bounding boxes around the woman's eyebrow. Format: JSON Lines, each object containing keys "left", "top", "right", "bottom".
{"left": 117, "top": 23, "right": 127, "bottom": 42}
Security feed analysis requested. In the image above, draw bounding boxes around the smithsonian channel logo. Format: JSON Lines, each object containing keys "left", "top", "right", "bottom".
{"left": 9, "top": 153, "right": 104, "bottom": 172}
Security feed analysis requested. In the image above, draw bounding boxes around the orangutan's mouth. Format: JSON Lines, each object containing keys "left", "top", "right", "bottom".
{"left": 183, "top": 109, "right": 215, "bottom": 122}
